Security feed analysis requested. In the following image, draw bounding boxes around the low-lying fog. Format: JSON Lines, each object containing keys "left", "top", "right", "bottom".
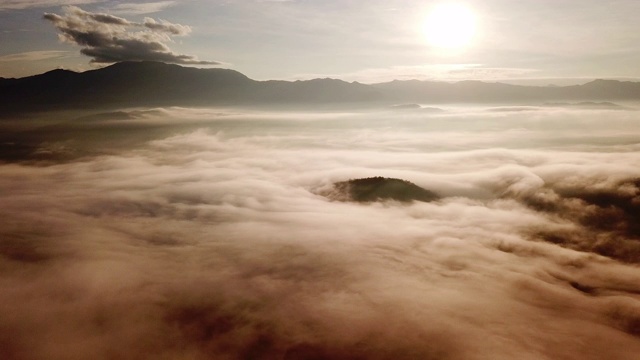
{"left": 1, "top": 104, "right": 640, "bottom": 359}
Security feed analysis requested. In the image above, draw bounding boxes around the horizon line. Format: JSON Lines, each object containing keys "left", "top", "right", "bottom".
{"left": 4, "top": 60, "right": 640, "bottom": 87}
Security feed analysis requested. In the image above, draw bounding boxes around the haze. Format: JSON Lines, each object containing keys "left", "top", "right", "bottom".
{"left": 1, "top": 1, "right": 640, "bottom": 360}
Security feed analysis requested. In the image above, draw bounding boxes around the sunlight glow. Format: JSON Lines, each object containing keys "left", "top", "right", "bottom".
{"left": 424, "top": 3, "right": 476, "bottom": 50}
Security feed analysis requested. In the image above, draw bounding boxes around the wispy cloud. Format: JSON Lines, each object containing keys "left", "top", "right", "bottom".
{"left": 109, "top": 1, "right": 176, "bottom": 15}
{"left": 43, "top": 6, "right": 218, "bottom": 65}
{"left": 290, "top": 64, "right": 538, "bottom": 83}
{"left": 0, "top": 0, "right": 99, "bottom": 10}
{"left": 0, "top": 50, "right": 70, "bottom": 62}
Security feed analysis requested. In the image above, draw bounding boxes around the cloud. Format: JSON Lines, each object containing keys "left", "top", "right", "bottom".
{"left": 0, "top": 50, "right": 70, "bottom": 62}
{"left": 43, "top": 6, "right": 218, "bottom": 65}
{"left": 0, "top": 0, "right": 98, "bottom": 10}
{"left": 290, "top": 64, "right": 538, "bottom": 83}
{"left": 110, "top": 1, "right": 176, "bottom": 15}
{"left": 142, "top": 17, "right": 191, "bottom": 35}
{"left": 2, "top": 106, "right": 640, "bottom": 359}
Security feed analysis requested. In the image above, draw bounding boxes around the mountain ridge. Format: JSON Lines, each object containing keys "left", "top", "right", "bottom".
{"left": 1, "top": 61, "right": 639, "bottom": 114}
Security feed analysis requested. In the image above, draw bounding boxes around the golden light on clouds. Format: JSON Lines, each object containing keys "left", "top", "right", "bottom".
{"left": 423, "top": 3, "right": 476, "bottom": 50}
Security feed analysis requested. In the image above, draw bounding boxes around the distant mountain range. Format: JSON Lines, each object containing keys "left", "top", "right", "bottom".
{"left": 2, "top": 61, "right": 640, "bottom": 114}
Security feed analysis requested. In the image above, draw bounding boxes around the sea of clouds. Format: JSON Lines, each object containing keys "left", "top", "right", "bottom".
{"left": 1, "top": 105, "right": 640, "bottom": 359}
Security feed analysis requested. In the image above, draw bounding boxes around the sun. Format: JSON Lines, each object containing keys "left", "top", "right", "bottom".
{"left": 423, "top": 3, "right": 476, "bottom": 50}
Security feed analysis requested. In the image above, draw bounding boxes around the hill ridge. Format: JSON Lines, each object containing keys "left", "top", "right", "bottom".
{"left": 2, "top": 61, "right": 640, "bottom": 114}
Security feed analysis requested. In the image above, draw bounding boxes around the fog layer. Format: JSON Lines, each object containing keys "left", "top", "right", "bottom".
{"left": 1, "top": 105, "right": 640, "bottom": 359}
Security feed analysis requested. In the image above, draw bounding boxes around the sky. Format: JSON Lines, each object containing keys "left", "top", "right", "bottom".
{"left": 2, "top": 0, "right": 640, "bottom": 83}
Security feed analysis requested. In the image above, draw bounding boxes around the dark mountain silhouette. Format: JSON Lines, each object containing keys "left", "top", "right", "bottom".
{"left": 0, "top": 62, "right": 255, "bottom": 113}
{"left": 328, "top": 177, "right": 440, "bottom": 203}
{"left": 372, "top": 79, "right": 640, "bottom": 103}
{"left": 1, "top": 61, "right": 640, "bottom": 115}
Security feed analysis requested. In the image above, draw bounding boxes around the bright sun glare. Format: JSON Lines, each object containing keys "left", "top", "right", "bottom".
{"left": 424, "top": 3, "right": 476, "bottom": 50}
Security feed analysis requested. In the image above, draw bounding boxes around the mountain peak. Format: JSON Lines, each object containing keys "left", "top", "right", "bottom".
{"left": 103, "top": 60, "right": 178, "bottom": 70}
{"left": 583, "top": 79, "right": 622, "bottom": 86}
{"left": 43, "top": 68, "right": 76, "bottom": 74}
{"left": 3, "top": 63, "right": 640, "bottom": 115}
{"left": 299, "top": 78, "right": 348, "bottom": 84}
{"left": 95, "top": 61, "right": 251, "bottom": 82}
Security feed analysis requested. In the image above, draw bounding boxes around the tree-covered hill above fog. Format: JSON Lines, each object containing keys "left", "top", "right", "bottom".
{"left": 1, "top": 61, "right": 640, "bottom": 114}
{"left": 326, "top": 177, "right": 440, "bottom": 203}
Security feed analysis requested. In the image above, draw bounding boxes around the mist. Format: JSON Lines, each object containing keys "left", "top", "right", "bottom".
{"left": 1, "top": 104, "right": 640, "bottom": 359}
